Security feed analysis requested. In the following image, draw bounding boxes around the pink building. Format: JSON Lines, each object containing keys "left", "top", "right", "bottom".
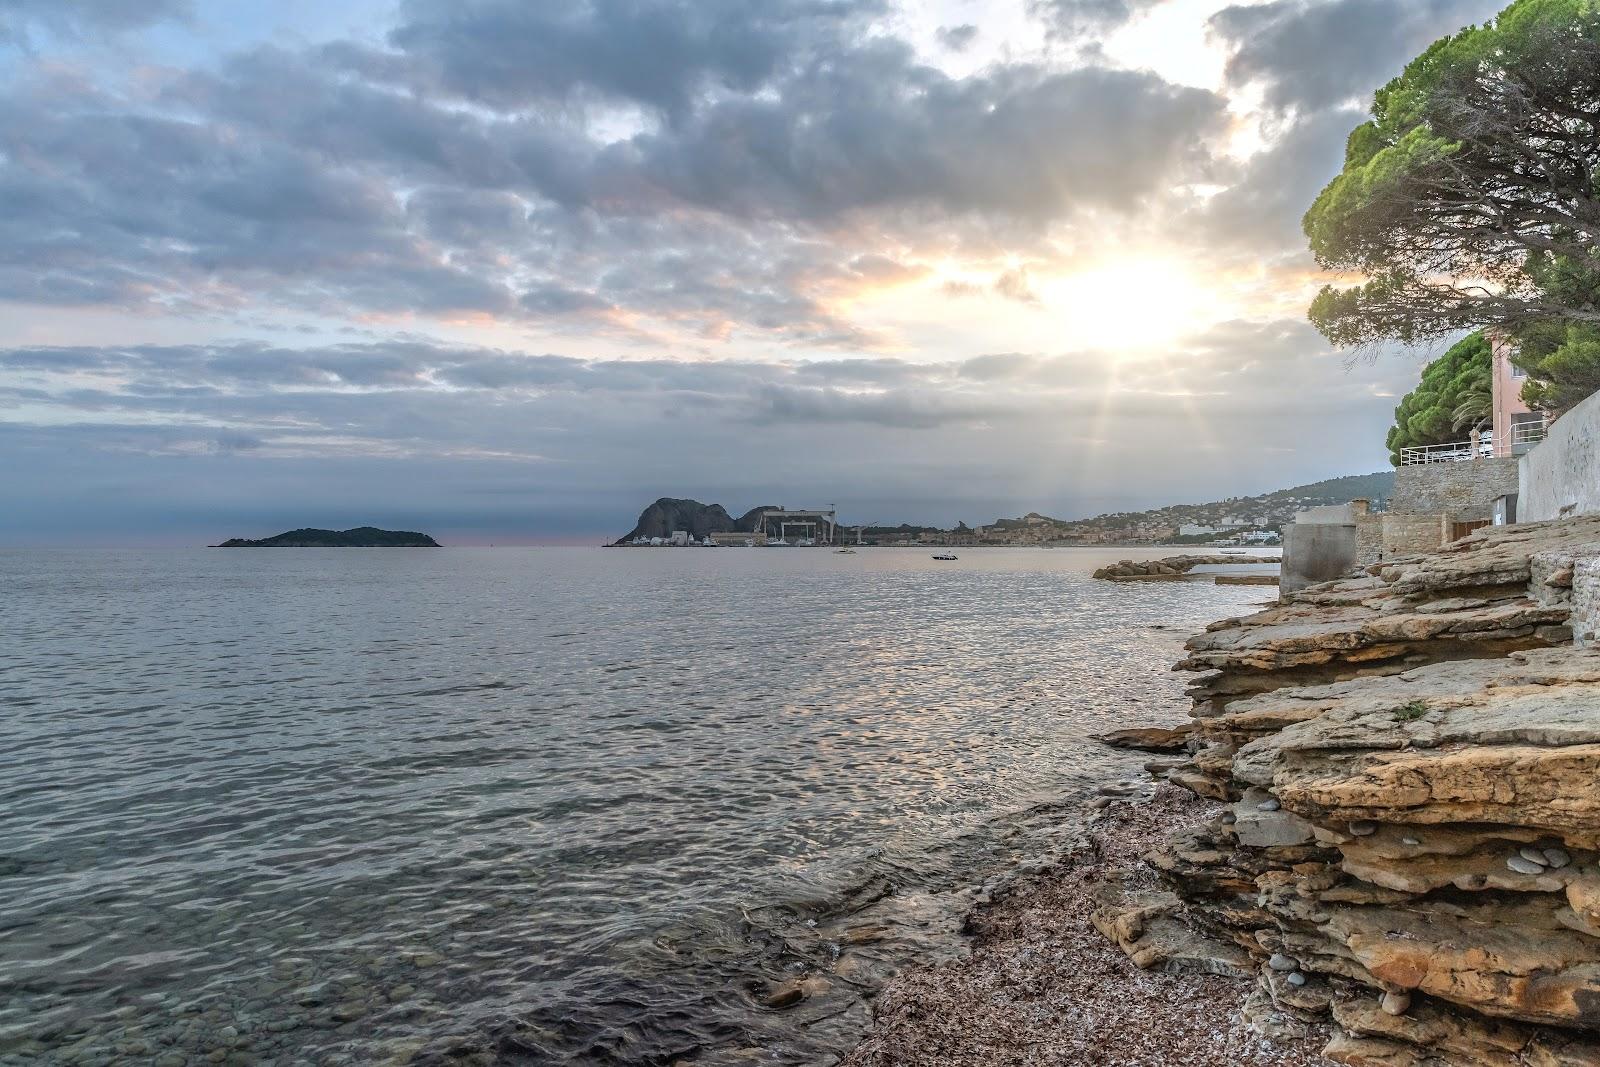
{"left": 1489, "top": 331, "right": 1546, "bottom": 456}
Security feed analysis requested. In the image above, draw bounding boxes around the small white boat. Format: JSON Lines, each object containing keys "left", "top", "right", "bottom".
{"left": 769, "top": 539, "right": 789, "bottom": 547}
{"left": 932, "top": 553, "right": 958, "bottom": 561}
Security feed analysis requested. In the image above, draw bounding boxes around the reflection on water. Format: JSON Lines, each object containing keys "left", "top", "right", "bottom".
{"left": 0, "top": 547, "right": 1270, "bottom": 1064}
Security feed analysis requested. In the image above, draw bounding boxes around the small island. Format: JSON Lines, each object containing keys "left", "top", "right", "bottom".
{"left": 212, "top": 526, "right": 441, "bottom": 548}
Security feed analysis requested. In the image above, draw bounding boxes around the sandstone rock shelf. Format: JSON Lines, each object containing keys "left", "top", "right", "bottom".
{"left": 1103, "top": 516, "right": 1600, "bottom": 1065}
{"left": 1094, "top": 554, "right": 1282, "bottom": 581}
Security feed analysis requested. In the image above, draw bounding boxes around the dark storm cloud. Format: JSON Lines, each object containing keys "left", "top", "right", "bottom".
{"left": 0, "top": 0, "right": 1227, "bottom": 337}
{"left": 1208, "top": 0, "right": 1505, "bottom": 113}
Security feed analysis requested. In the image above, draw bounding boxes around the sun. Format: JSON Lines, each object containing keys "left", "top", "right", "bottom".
{"left": 1041, "top": 258, "right": 1216, "bottom": 354}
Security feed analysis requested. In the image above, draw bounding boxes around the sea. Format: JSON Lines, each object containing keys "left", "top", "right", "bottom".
{"left": 0, "top": 546, "right": 1276, "bottom": 1066}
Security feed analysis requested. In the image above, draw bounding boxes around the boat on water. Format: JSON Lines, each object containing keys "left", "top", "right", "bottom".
{"left": 835, "top": 548, "right": 857, "bottom": 554}
{"left": 769, "top": 539, "right": 789, "bottom": 547}
{"left": 932, "top": 553, "right": 958, "bottom": 561}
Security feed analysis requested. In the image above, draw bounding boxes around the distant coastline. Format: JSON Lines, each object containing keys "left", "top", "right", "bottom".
{"left": 608, "top": 472, "right": 1391, "bottom": 549}
{"left": 212, "top": 526, "right": 440, "bottom": 548}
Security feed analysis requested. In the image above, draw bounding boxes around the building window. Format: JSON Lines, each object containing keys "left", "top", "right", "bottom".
{"left": 1510, "top": 361, "right": 1527, "bottom": 379}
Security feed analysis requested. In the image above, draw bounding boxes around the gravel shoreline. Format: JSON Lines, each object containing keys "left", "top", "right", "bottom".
{"left": 839, "top": 784, "right": 1335, "bottom": 1067}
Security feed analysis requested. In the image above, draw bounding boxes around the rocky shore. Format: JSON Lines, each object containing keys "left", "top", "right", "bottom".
{"left": 847, "top": 516, "right": 1600, "bottom": 1065}
{"left": 842, "top": 783, "right": 1335, "bottom": 1067}
{"left": 1094, "top": 555, "right": 1281, "bottom": 581}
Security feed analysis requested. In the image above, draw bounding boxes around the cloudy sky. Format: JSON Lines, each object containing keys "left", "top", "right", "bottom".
{"left": 0, "top": 0, "right": 1506, "bottom": 544}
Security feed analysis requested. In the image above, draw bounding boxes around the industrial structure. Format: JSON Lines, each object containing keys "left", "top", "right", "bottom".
{"left": 753, "top": 507, "right": 838, "bottom": 546}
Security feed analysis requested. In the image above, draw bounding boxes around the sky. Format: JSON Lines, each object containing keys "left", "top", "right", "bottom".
{"left": 0, "top": 0, "right": 1510, "bottom": 545}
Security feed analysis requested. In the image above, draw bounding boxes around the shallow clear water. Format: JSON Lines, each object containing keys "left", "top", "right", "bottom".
{"left": 0, "top": 547, "right": 1272, "bottom": 1065}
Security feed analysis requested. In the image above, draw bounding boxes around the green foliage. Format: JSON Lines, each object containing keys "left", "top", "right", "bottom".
{"left": 1518, "top": 323, "right": 1600, "bottom": 413}
{"left": 1304, "top": 0, "right": 1600, "bottom": 363}
{"left": 1391, "top": 701, "right": 1429, "bottom": 722}
{"left": 1513, "top": 252, "right": 1600, "bottom": 414}
{"left": 1385, "top": 332, "right": 1493, "bottom": 464}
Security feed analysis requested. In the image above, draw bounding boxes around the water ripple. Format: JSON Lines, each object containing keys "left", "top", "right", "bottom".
{"left": 0, "top": 546, "right": 1269, "bottom": 1065}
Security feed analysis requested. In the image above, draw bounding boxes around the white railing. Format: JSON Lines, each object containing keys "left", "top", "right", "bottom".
{"left": 1400, "top": 435, "right": 1495, "bottom": 466}
{"left": 1511, "top": 417, "right": 1548, "bottom": 447}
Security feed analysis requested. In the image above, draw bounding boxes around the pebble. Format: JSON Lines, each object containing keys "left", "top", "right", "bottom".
{"left": 1544, "top": 848, "right": 1572, "bottom": 869}
{"left": 1507, "top": 855, "right": 1546, "bottom": 876}
{"left": 1257, "top": 799, "right": 1281, "bottom": 812}
{"left": 1349, "top": 821, "right": 1378, "bottom": 837}
{"left": 760, "top": 980, "right": 807, "bottom": 1010}
{"left": 1520, "top": 847, "right": 1550, "bottom": 866}
{"left": 1401, "top": 836, "right": 1421, "bottom": 846}
{"left": 1381, "top": 991, "right": 1412, "bottom": 1016}
{"left": 1267, "top": 953, "right": 1298, "bottom": 972}
{"left": 1286, "top": 972, "right": 1307, "bottom": 987}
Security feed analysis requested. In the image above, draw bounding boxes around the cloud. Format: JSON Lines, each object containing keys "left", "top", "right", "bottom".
{"left": 0, "top": 0, "right": 189, "bottom": 46}
{"left": 613, "top": 51, "right": 1227, "bottom": 222}
{"left": 1029, "top": 0, "right": 1164, "bottom": 39}
{"left": 1195, "top": 106, "right": 1363, "bottom": 251}
{"left": 994, "top": 268, "right": 1041, "bottom": 304}
{"left": 384, "top": 0, "right": 885, "bottom": 118}
{"left": 935, "top": 24, "right": 979, "bottom": 51}
{"left": 0, "top": 327, "right": 1418, "bottom": 542}
{"left": 1209, "top": 0, "right": 1504, "bottom": 113}
{"left": 0, "top": 15, "right": 1227, "bottom": 345}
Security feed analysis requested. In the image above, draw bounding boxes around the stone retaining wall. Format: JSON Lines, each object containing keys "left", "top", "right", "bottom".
{"left": 1520, "top": 389, "right": 1600, "bottom": 522}
{"left": 1391, "top": 456, "right": 1519, "bottom": 517}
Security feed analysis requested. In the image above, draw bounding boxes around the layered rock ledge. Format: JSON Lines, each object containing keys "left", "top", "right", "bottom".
{"left": 1095, "top": 555, "right": 1282, "bottom": 581}
{"left": 1114, "top": 516, "right": 1600, "bottom": 1065}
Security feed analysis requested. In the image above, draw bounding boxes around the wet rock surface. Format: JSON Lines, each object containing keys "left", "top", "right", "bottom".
{"left": 1142, "top": 517, "right": 1600, "bottom": 1065}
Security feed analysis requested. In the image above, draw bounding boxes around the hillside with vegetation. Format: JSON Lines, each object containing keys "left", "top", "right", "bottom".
{"left": 978, "top": 472, "right": 1396, "bottom": 545}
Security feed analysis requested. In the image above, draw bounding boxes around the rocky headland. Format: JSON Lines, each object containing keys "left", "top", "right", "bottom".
{"left": 612, "top": 498, "right": 778, "bottom": 544}
{"left": 849, "top": 516, "right": 1600, "bottom": 1065}
{"left": 213, "top": 526, "right": 440, "bottom": 547}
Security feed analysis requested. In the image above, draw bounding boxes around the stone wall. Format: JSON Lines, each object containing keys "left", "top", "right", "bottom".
{"left": 1390, "top": 456, "right": 1520, "bottom": 516}
{"left": 1520, "top": 389, "right": 1600, "bottom": 522}
{"left": 1380, "top": 511, "right": 1445, "bottom": 558}
{"left": 1281, "top": 521, "right": 1357, "bottom": 594}
{"left": 1354, "top": 512, "right": 1383, "bottom": 566}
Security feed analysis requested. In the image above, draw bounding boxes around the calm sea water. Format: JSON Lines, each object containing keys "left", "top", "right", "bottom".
{"left": 0, "top": 547, "right": 1272, "bottom": 1066}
